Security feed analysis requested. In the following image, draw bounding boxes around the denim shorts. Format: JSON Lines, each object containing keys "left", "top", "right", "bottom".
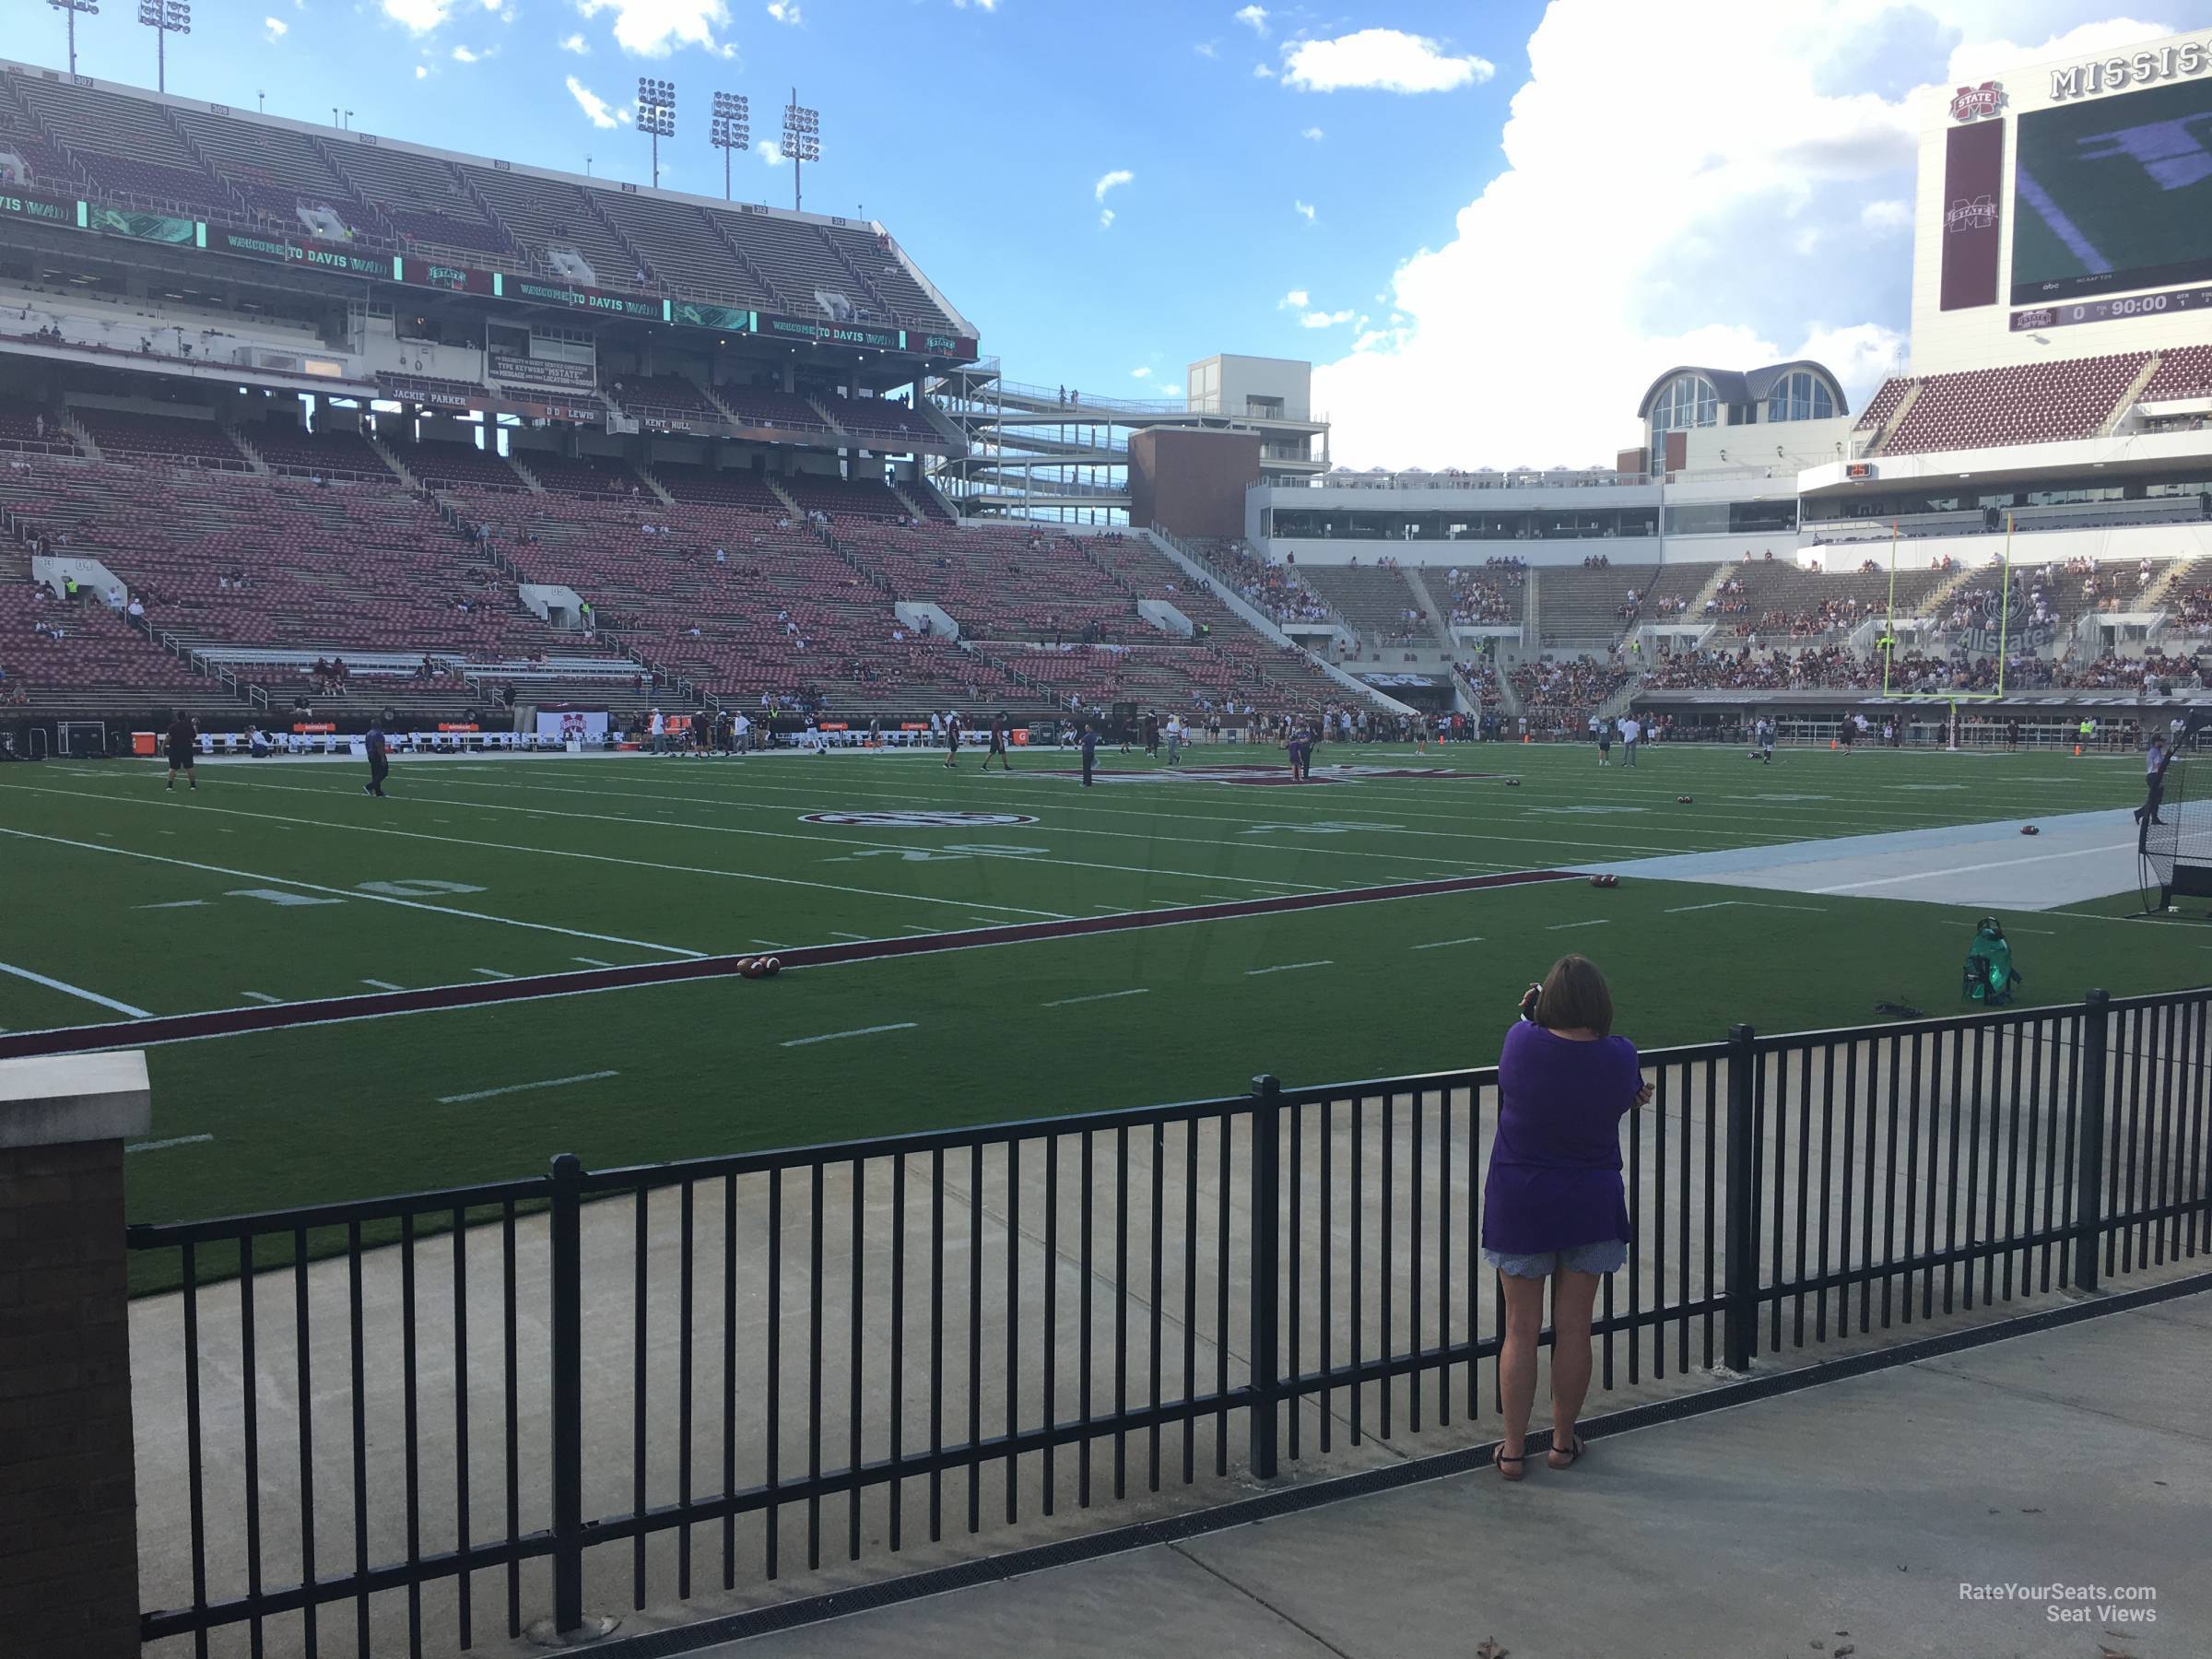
{"left": 1482, "top": 1239, "right": 1629, "bottom": 1280}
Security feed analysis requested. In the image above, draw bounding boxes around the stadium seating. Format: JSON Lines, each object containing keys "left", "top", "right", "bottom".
{"left": 780, "top": 473, "right": 910, "bottom": 522}
{"left": 1511, "top": 655, "right": 1630, "bottom": 733}
{"left": 458, "top": 164, "right": 643, "bottom": 290}
{"left": 1296, "top": 564, "right": 1433, "bottom": 646}
{"left": 651, "top": 463, "right": 791, "bottom": 513}
{"left": 812, "top": 391, "right": 943, "bottom": 448}
{"left": 74, "top": 407, "right": 250, "bottom": 470}
{"left": 169, "top": 107, "right": 367, "bottom": 226}
{"left": 0, "top": 395, "right": 75, "bottom": 455}
{"left": 589, "top": 193, "right": 779, "bottom": 312}
{"left": 1870, "top": 352, "right": 2147, "bottom": 454}
{"left": 242, "top": 422, "right": 398, "bottom": 482}
{"left": 1534, "top": 564, "right": 1661, "bottom": 643}
{"left": 512, "top": 451, "right": 641, "bottom": 499}
{"left": 712, "top": 383, "right": 840, "bottom": 435}
{"left": 607, "top": 374, "right": 726, "bottom": 428}
{"left": 2139, "top": 346, "right": 2212, "bottom": 404}
{"left": 1852, "top": 376, "right": 1911, "bottom": 435}
{"left": 384, "top": 437, "right": 529, "bottom": 493}
{"left": 0, "top": 548, "right": 217, "bottom": 711}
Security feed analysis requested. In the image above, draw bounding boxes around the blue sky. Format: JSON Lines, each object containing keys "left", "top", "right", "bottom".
{"left": 20, "top": 0, "right": 2181, "bottom": 465}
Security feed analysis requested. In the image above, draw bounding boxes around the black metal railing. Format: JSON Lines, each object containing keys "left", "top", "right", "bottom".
{"left": 125, "top": 988, "right": 2211, "bottom": 1657}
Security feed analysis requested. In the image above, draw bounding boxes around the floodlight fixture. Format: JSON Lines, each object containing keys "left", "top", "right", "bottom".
{"left": 47, "top": 0, "right": 100, "bottom": 78}
{"left": 781, "top": 89, "right": 819, "bottom": 211}
{"left": 137, "top": 0, "right": 189, "bottom": 94}
{"left": 710, "top": 90, "right": 748, "bottom": 200}
{"left": 637, "top": 76, "right": 677, "bottom": 187}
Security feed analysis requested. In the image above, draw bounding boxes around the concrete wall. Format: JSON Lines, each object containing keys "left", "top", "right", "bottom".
{"left": 1130, "top": 428, "right": 1260, "bottom": 539}
{"left": 1187, "top": 355, "right": 1311, "bottom": 420}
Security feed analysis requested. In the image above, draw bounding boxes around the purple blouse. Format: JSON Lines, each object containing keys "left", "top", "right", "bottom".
{"left": 1479, "top": 1021, "right": 1640, "bottom": 1253}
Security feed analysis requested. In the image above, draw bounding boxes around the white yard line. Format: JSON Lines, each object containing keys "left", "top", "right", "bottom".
{"left": 135, "top": 899, "right": 209, "bottom": 911}
{"left": 781, "top": 1023, "right": 919, "bottom": 1049}
{"left": 1411, "top": 935, "right": 1486, "bottom": 950}
{"left": 1547, "top": 919, "right": 1613, "bottom": 931}
{"left": 126, "top": 1134, "right": 215, "bottom": 1154}
{"left": 1661, "top": 900, "right": 1828, "bottom": 914}
{"left": 830, "top": 931, "right": 872, "bottom": 941}
{"left": 0, "top": 823, "right": 708, "bottom": 959}
{"left": 240, "top": 992, "right": 283, "bottom": 1005}
{"left": 1812, "top": 841, "right": 2139, "bottom": 894}
{"left": 473, "top": 968, "right": 516, "bottom": 981}
{"left": 0, "top": 782, "right": 1072, "bottom": 924}
{"left": 0, "top": 959, "right": 152, "bottom": 1018}
{"left": 361, "top": 978, "right": 405, "bottom": 991}
{"left": 436, "top": 1070, "right": 618, "bottom": 1105}
{"left": 1247, "top": 960, "right": 1333, "bottom": 976}
{"left": 571, "top": 957, "right": 615, "bottom": 969}
{"left": 1042, "top": 988, "right": 1152, "bottom": 1007}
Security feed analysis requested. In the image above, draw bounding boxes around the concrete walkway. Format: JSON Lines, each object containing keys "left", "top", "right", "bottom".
{"left": 685, "top": 1288, "right": 2211, "bottom": 1658}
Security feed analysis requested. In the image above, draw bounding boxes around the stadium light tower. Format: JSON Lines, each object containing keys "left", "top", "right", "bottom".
{"left": 636, "top": 76, "right": 676, "bottom": 190}
{"left": 709, "top": 91, "right": 748, "bottom": 203}
{"left": 137, "top": 0, "right": 190, "bottom": 94}
{"left": 48, "top": 0, "right": 99, "bottom": 78}
{"left": 781, "top": 88, "right": 819, "bottom": 213}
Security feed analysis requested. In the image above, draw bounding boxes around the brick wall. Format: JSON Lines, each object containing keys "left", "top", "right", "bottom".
{"left": 0, "top": 1137, "right": 142, "bottom": 1657}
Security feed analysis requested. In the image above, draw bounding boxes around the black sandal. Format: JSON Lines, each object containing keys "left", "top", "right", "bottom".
{"left": 1493, "top": 1444, "right": 1525, "bottom": 1482}
{"left": 1547, "top": 1434, "right": 1587, "bottom": 1471}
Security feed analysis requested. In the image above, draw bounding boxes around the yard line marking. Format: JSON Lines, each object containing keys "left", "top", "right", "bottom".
{"left": 1092, "top": 904, "right": 1125, "bottom": 912}
{"left": 1662, "top": 900, "right": 1828, "bottom": 914}
{"left": 902, "top": 924, "right": 939, "bottom": 934}
{"left": 572, "top": 957, "right": 615, "bottom": 968}
{"left": 126, "top": 1134, "right": 215, "bottom": 1154}
{"left": 782, "top": 1023, "right": 919, "bottom": 1049}
{"left": 473, "top": 968, "right": 515, "bottom": 981}
{"left": 436, "top": 1069, "right": 619, "bottom": 1105}
{"left": 240, "top": 992, "right": 283, "bottom": 1006}
{"left": 0, "top": 959, "right": 152, "bottom": 1019}
{"left": 1247, "top": 960, "right": 1333, "bottom": 976}
{"left": 0, "top": 869, "right": 1577, "bottom": 1062}
{"left": 1813, "top": 841, "right": 2140, "bottom": 894}
{"left": 0, "top": 823, "right": 708, "bottom": 959}
{"left": 751, "top": 940, "right": 789, "bottom": 948}
{"left": 0, "top": 782, "right": 1073, "bottom": 924}
{"left": 135, "top": 900, "right": 209, "bottom": 910}
{"left": 362, "top": 979, "right": 405, "bottom": 992}
{"left": 1411, "top": 935, "right": 1486, "bottom": 950}
{"left": 830, "top": 931, "right": 872, "bottom": 941}
{"left": 1547, "top": 919, "right": 1612, "bottom": 931}
{"left": 1043, "top": 988, "right": 1151, "bottom": 1007}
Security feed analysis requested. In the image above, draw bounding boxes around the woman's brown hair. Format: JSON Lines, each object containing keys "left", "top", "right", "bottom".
{"left": 1535, "top": 954, "right": 1614, "bottom": 1037}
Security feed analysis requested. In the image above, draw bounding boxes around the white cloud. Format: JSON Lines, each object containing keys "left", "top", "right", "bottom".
{"left": 1859, "top": 197, "right": 1912, "bottom": 232}
{"left": 574, "top": 0, "right": 732, "bottom": 57}
{"left": 1094, "top": 168, "right": 1133, "bottom": 203}
{"left": 759, "top": 139, "right": 784, "bottom": 163}
{"left": 1300, "top": 125, "right": 1324, "bottom": 141}
{"left": 567, "top": 75, "right": 624, "bottom": 127}
{"left": 1300, "top": 309, "right": 1355, "bottom": 328}
{"left": 264, "top": 16, "right": 288, "bottom": 39}
{"left": 1282, "top": 28, "right": 1495, "bottom": 94}
{"left": 382, "top": 0, "right": 452, "bottom": 31}
{"left": 1293, "top": 199, "right": 1316, "bottom": 223}
{"left": 952, "top": 0, "right": 1000, "bottom": 9}
{"left": 1131, "top": 366, "right": 1152, "bottom": 379}
{"left": 559, "top": 29, "right": 588, "bottom": 50}
{"left": 1100, "top": 208, "right": 1115, "bottom": 229}
{"left": 767, "top": 0, "right": 801, "bottom": 22}
{"left": 451, "top": 43, "right": 480, "bottom": 61}
{"left": 1252, "top": 62, "right": 1274, "bottom": 78}
{"left": 1278, "top": 288, "right": 1310, "bottom": 309}
{"left": 415, "top": 63, "right": 429, "bottom": 76}
{"left": 1234, "top": 4, "right": 1268, "bottom": 34}
{"left": 1194, "top": 41, "right": 1218, "bottom": 57}
{"left": 1309, "top": 2, "right": 2159, "bottom": 469}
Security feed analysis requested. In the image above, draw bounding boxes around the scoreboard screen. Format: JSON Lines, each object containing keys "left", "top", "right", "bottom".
{"left": 2011, "top": 76, "right": 2212, "bottom": 302}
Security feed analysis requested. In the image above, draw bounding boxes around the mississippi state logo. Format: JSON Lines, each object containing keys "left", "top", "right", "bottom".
{"left": 1945, "top": 194, "right": 1998, "bottom": 233}
{"left": 1950, "top": 81, "right": 2003, "bottom": 121}
{"left": 800, "top": 810, "right": 1040, "bottom": 827}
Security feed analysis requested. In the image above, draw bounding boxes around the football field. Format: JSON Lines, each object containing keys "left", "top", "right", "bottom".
{"left": 0, "top": 738, "right": 2196, "bottom": 1235}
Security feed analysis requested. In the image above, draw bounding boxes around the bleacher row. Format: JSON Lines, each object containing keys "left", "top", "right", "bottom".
{"left": 1855, "top": 345, "right": 2212, "bottom": 456}
{"left": 0, "top": 68, "right": 958, "bottom": 334}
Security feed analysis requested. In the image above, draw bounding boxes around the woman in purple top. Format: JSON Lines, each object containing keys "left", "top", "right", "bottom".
{"left": 1481, "top": 955, "right": 1650, "bottom": 1480}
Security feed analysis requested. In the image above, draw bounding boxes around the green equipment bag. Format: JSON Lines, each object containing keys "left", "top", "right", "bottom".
{"left": 1963, "top": 917, "right": 2022, "bottom": 1006}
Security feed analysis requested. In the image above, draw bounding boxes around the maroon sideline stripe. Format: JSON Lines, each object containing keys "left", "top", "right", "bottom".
{"left": 0, "top": 868, "right": 1572, "bottom": 1060}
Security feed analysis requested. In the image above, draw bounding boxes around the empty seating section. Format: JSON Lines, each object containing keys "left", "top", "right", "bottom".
{"left": 459, "top": 166, "right": 639, "bottom": 287}
{"left": 0, "top": 455, "right": 571, "bottom": 665}
{"left": 591, "top": 194, "right": 777, "bottom": 310}
{"left": 387, "top": 439, "right": 526, "bottom": 492}
{"left": 170, "top": 109, "right": 363, "bottom": 223}
{"left": 1877, "top": 353, "right": 2147, "bottom": 455}
{"left": 0, "top": 396, "right": 74, "bottom": 454}
{"left": 2140, "top": 346, "right": 2212, "bottom": 403}
{"left": 1535, "top": 565, "right": 1660, "bottom": 644}
{"left": 1, "top": 550, "right": 212, "bottom": 707}
{"left": 653, "top": 464, "right": 788, "bottom": 513}
{"left": 814, "top": 392, "right": 941, "bottom": 447}
{"left": 1297, "top": 566, "right": 1430, "bottom": 645}
{"left": 817, "top": 224, "right": 949, "bottom": 330}
{"left": 8, "top": 76, "right": 222, "bottom": 212}
{"left": 515, "top": 452, "right": 639, "bottom": 498}
{"left": 75, "top": 408, "right": 248, "bottom": 469}
{"left": 0, "top": 82, "right": 72, "bottom": 187}
{"left": 713, "top": 384, "right": 835, "bottom": 433}
{"left": 611, "top": 375, "right": 724, "bottom": 426}
{"left": 1853, "top": 378, "right": 1909, "bottom": 434}
{"left": 718, "top": 216, "right": 878, "bottom": 320}
{"left": 781, "top": 473, "right": 908, "bottom": 521}
{"left": 835, "top": 524, "right": 1133, "bottom": 641}
{"left": 244, "top": 423, "right": 396, "bottom": 481}
{"left": 324, "top": 141, "right": 511, "bottom": 257}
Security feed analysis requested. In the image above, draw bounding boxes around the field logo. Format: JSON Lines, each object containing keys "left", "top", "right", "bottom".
{"left": 801, "top": 810, "right": 1040, "bottom": 828}
{"left": 1945, "top": 194, "right": 1998, "bottom": 233}
{"left": 1949, "top": 80, "right": 2004, "bottom": 121}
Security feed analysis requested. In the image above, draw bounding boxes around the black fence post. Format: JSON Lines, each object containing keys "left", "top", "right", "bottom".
{"left": 1248, "top": 1077, "right": 1282, "bottom": 1481}
{"left": 548, "top": 1153, "right": 585, "bottom": 1634}
{"left": 2074, "top": 991, "right": 2110, "bottom": 1295}
{"left": 1723, "top": 1025, "right": 1759, "bottom": 1373}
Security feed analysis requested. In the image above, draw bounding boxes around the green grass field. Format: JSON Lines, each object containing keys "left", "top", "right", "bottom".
{"left": 0, "top": 738, "right": 2195, "bottom": 1230}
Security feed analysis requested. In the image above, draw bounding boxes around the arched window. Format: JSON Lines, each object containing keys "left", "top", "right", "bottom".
{"left": 1647, "top": 373, "right": 1718, "bottom": 457}
{"left": 1764, "top": 370, "right": 1836, "bottom": 424}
